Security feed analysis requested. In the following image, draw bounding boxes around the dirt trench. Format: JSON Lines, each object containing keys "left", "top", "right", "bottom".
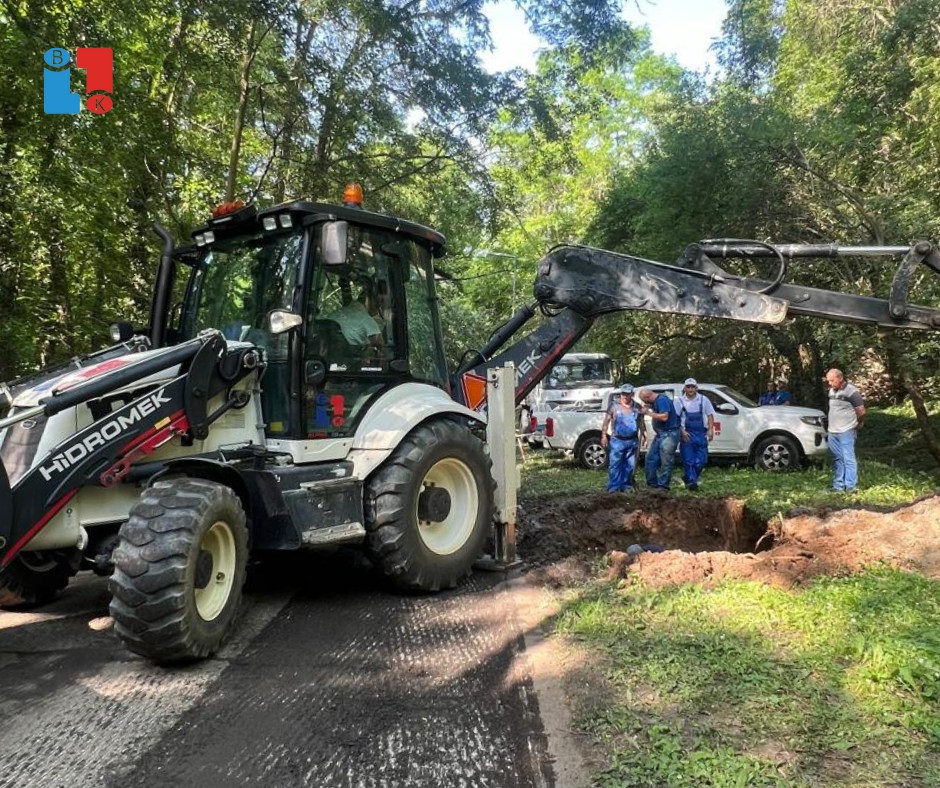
{"left": 517, "top": 490, "right": 940, "bottom": 588}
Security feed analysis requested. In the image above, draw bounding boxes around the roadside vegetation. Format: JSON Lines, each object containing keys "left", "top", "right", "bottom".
{"left": 557, "top": 570, "right": 940, "bottom": 787}
{"left": 521, "top": 406, "right": 940, "bottom": 787}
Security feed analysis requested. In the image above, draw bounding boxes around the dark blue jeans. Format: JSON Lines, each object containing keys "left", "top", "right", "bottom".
{"left": 645, "top": 429, "right": 679, "bottom": 489}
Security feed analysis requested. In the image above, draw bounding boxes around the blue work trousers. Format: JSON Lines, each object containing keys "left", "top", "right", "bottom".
{"left": 645, "top": 429, "right": 679, "bottom": 489}
{"left": 680, "top": 429, "right": 709, "bottom": 486}
{"left": 828, "top": 429, "right": 858, "bottom": 491}
{"left": 607, "top": 437, "right": 638, "bottom": 492}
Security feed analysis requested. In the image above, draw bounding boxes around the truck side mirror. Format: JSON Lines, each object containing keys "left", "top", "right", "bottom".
{"left": 716, "top": 402, "right": 738, "bottom": 415}
{"left": 322, "top": 221, "right": 349, "bottom": 265}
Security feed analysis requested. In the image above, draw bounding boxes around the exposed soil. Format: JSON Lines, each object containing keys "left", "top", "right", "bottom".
{"left": 518, "top": 490, "right": 940, "bottom": 589}
{"left": 514, "top": 492, "right": 940, "bottom": 787}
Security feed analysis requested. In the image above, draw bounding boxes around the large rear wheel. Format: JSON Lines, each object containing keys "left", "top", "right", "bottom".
{"left": 109, "top": 478, "right": 248, "bottom": 663}
{"left": 365, "top": 419, "right": 495, "bottom": 592}
{"left": 0, "top": 549, "right": 79, "bottom": 608}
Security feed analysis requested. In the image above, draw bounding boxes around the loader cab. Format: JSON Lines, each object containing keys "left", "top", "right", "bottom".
{"left": 175, "top": 198, "right": 448, "bottom": 442}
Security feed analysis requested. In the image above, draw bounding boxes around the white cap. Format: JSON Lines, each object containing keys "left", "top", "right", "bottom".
{"left": 684, "top": 378, "right": 697, "bottom": 387}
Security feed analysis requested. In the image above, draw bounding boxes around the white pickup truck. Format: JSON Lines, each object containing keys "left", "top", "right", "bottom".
{"left": 528, "top": 382, "right": 828, "bottom": 471}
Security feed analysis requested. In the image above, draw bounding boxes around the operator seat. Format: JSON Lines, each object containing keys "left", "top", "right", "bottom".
{"left": 313, "top": 320, "right": 360, "bottom": 368}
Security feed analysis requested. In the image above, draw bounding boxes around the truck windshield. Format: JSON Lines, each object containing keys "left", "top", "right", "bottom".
{"left": 181, "top": 228, "right": 303, "bottom": 341}
{"left": 716, "top": 386, "right": 759, "bottom": 407}
{"left": 544, "top": 359, "right": 614, "bottom": 389}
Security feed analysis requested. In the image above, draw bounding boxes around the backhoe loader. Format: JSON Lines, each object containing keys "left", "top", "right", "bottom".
{"left": 3, "top": 191, "right": 938, "bottom": 662}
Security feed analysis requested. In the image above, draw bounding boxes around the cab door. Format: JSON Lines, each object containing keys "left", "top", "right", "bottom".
{"left": 701, "top": 387, "right": 745, "bottom": 454}
{"left": 302, "top": 223, "right": 445, "bottom": 440}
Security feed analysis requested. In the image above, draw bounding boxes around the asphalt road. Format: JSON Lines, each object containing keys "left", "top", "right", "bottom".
{"left": 0, "top": 553, "right": 557, "bottom": 788}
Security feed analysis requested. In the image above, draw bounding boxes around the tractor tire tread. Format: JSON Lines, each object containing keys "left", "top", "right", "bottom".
{"left": 109, "top": 478, "right": 247, "bottom": 664}
{"left": 364, "top": 419, "right": 494, "bottom": 592}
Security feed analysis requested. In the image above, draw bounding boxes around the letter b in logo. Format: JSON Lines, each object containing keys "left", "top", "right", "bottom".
{"left": 43, "top": 48, "right": 80, "bottom": 115}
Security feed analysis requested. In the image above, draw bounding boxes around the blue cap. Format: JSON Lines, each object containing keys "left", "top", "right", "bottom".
{"left": 619, "top": 384, "right": 635, "bottom": 394}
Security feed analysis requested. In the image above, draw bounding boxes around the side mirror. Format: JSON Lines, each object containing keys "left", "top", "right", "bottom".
{"left": 322, "top": 221, "right": 349, "bottom": 265}
{"left": 110, "top": 322, "right": 135, "bottom": 343}
{"left": 267, "top": 309, "right": 303, "bottom": 335}
{"left": 716, "top": 402, "right": 738, "bottom": 415}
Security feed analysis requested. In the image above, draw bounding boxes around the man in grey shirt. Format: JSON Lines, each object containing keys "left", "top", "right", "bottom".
{"left": 825, "top": 368, "right": 866, "bottom": 493}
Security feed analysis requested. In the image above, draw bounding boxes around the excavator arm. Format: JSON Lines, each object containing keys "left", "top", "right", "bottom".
{"left": 453, "top": 239, "right": 940, "bottom": 411}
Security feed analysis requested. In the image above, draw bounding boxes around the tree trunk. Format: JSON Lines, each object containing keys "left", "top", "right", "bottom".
{"left": 764, "top": 322, "right": 827, "bottom": 409}
{"left": 885, "top": 335, "right": 940, "bottom": 465}
{"left": 899, "top": 369, "right": 940, "bottom": 465}
{"left": 225, "top": 20, "right": 260, "bottom": 202}
{"left": 274, "top": 16, "right": 320, "bottom": 203}
{"left": 0, "top": 80, "right": 23, "bottom": 380}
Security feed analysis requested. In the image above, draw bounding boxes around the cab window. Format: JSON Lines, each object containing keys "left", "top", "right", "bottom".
{"left": 303, "top": 224, "right": 442, "bottom": 438}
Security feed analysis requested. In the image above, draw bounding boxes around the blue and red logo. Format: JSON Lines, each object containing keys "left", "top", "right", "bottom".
{"left": 43, "top": 48, "right": 112, "bottom": 114}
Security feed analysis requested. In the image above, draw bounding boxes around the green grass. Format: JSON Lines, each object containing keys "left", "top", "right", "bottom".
{"left": 522, "top": 452, "right": 938, "bottom": 519}
{"left": 556, "top": 569, "right": 940, "bottom": 787}
{"left": 522, "top": 407, "right": 940, "bottom": 786}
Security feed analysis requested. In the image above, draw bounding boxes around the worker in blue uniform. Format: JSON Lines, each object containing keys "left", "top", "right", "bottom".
{"left": 677, "top": 378, "right": 715, "bottom": 491}
{"left": 600, "top": 384, "right": 647, "bottom": 492}
{"left": 758, "top": 381, "right": 778, "bottom": 406}
{"left": 637, "top": 388, "right": 681, "bottom": 490}
{"left": 774, "top": 379, "right": 792, "bottom": 405}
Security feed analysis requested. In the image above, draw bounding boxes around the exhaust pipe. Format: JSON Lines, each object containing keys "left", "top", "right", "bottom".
{"left": 150, "top": 223, "right": 176, "bottom": 349}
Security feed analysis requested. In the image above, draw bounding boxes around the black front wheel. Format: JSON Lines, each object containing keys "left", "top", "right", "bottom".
{"left": 365, "top": 419, "right": 495, "bottom": 592}
{"left": 575, "top": 434, "right": 607, "bottom": 470}
{"left": 109, "top": 478, "right": 249, "bottom": 663}
{"left": 0, "top": 549, "right": 79, "bottom": 608}
{"left": 754, "top": 435, "right": 801, "bottom": 471}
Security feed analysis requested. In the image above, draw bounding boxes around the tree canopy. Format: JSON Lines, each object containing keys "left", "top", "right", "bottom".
{"left": 2, "top": 0, "right": 939, "bottom": 454}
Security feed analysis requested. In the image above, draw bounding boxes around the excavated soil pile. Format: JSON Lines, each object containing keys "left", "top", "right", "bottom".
{"left": 518, "top": 491, "right": 940, "bottom": 588}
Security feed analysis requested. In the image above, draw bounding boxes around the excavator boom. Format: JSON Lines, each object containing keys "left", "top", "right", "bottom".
{"left": 454, "top": 239, "right": 940, "bottom": 410}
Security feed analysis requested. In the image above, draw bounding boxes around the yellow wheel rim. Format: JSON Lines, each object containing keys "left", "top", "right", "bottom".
{"left": 416, "top": 457, "right": 479, "bottom": 556}
{"left": 194, "top": 521, "right": 237, "bottom": 621}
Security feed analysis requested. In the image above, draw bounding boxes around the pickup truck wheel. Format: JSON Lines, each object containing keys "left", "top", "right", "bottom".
{"left": 365, "top": 419, "right": 494, "bottom": 592}
{"left": 754, "top": 435, "right": 801, "bottom": 471}
{"left": 0, "top": 549, "right": 79, "bottom": 608}
{"left": 575, "top": 434, "right": 607, "bottom": 470}
{"left": 109, "top": 479, "right": 248, "bottom": 664}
